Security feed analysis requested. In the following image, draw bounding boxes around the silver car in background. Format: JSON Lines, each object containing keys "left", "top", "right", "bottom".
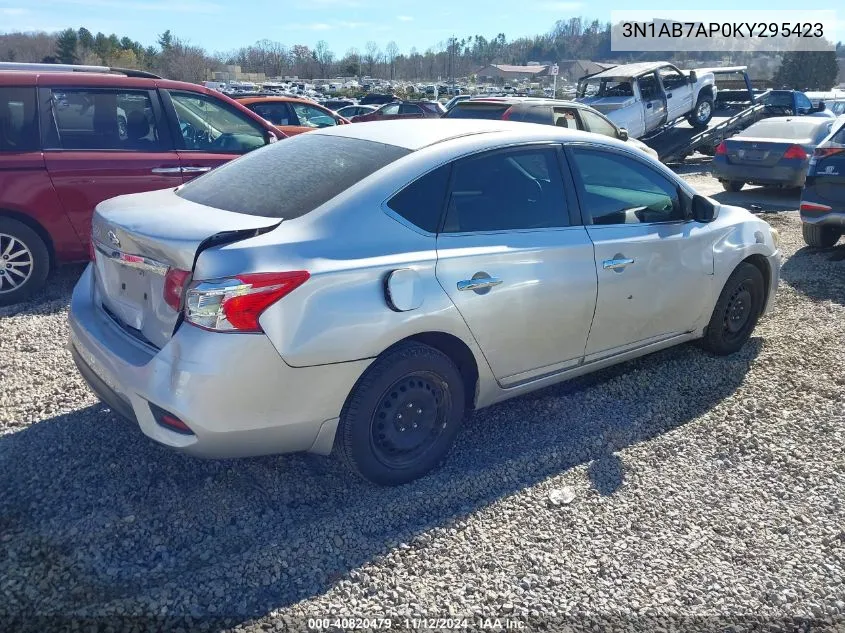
{"left": 68, "top": 120, "right": 781, "bottom": 485}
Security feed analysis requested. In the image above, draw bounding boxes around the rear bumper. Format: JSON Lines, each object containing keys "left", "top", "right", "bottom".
{"left": 800, "top": 208, "right": 845, "bottom": 228}
{"left": 713, "top": 162, "right": 806, "bottom": 187}
{"left": 68, "top": 265, "right": 371, "bottom": 458}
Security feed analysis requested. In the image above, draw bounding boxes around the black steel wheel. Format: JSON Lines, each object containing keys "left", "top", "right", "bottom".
{"left": 337, "top": 342, "right": 466, "bottom": 485}
{"left": 701, "top": 262, "right": 765, "bottom": 355}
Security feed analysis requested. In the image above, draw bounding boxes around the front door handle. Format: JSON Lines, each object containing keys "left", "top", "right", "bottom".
{"left": 603, "top": 257, "right": 635, "bottom": 270}
{"left": 666, "top": 92, "right": 673, "bottom": 98}
{"left": 181, "top": 166, "right": 212, "bottom": 174}
{"left": 457, "top": 276, "right": 503, "bottom": 292}
{"left": 151, "top": 167, "right": 182, "bottom": 174}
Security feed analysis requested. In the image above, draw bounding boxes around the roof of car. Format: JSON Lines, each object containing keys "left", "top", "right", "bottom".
{"left": 0, "top": 69, "right": 212, "bottom": 94}
{"left": 457, "top": 97, "right": 583, "bottom": 107}
{"left": 584, "top": 61, "right": 676, "bottom": 80}
{"left": 310, "top": 118, "right": 601, "bottom": 150}
{"left": 235, "top": 95, "right": 321, "bottom": 106}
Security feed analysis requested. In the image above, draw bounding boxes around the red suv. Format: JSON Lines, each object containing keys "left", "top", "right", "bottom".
{"left": 0, "top": 63, "right": 285, "bottom": 305}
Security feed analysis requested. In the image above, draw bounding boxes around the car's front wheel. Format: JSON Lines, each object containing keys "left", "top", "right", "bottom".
{"left": 721, "top": 180, "right": 745, "bottom": 192}
{"left": 802, "top": 223, "right": 841, "bottom": 248}
{"left": 336, "top": 341, "right": 466, "bottom": 485}
{"left": 0, "top": 218, "right": 50, "bottom": 307}
{"left": 688, "top": 96, "right": 714, "bottom": 128}
{"left": 701, "top": 262, "right": 765, "bottom": 355}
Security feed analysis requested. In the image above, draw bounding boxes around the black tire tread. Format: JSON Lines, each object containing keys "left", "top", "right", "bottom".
{"left": 701, "top": 262, "right": 765, "bottom": 356}
{"left": 336, "top": 341, "right": 464, "bottom": 486}
{"left": 688, "top": 96, "right": 714, "bottom": 129}
{"left": 802, "top": 223, "right": 841, "bottom": 248}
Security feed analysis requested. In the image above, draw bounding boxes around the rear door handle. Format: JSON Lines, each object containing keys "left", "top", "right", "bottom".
{"left": 181, "top": 166, "right": 212, "bottom": 174}
{"left": 457, "top": 276, "right": 503, "bottom": 292}
{"left": 603, "top": 257, "right": 635, "bottom": 270}
{"left": 151, "top": 167, "right": 182, "bottom": 174}
{"left": 666, "top": 92, "right": 673, "bottom": 98}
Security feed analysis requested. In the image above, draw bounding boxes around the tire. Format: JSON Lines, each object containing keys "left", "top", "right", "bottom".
{"left": 336, "top": 341, "right": 466, "bottom": 486}
{"left": 688, "top": 96, "right": 714, "bottom": 128}
{"left": 722, "top": 180, "right": 745, "bottom": 193}
{"left": 701, "top": 262, "right": 765, "bottom": 356}
{"left": 802, "top": 223, "right": 841, "bottom": 248}
{"left": 0, "top": 218, "right": 50, "bottom": 307}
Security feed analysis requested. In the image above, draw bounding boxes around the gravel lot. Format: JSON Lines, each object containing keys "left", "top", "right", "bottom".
{"left": 1, "top": 173, "right": 844, "bottom": 632}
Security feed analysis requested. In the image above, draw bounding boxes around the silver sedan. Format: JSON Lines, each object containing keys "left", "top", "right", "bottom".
{"left": 68, "top": 120, "right": 781, "bottom": 485}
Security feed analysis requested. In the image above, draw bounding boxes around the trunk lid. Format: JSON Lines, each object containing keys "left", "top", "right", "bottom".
{"left": 91, "top": 188, "right": 280, "bottom": 349}
{"left": 723, "top": 137, "right": 806, "bottom": 167}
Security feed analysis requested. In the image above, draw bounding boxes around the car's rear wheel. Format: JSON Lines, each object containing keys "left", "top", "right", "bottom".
{"left": 802, "top": 222, "right": 841, "bottom": 248}
{"left": 722, "top": 180, "right": 745, "bottom": 192}
{"left": 701, "top": 262, "right": 765, "bottom": 356}
{"left": 336, "top": 341, "right": 465, "bottom": 485}
{"left": 688, "top": 96, "right": 714, "bottom": 128}
{"left": 0, "top": 218, "right": 50, "bottom": 307}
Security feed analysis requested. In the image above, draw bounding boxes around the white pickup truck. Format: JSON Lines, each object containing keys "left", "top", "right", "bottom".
{"left": 575, "top": 62, "right": 717, "bottom": 139}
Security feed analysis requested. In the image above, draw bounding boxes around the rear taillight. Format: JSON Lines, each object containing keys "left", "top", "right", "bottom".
{"left": 783, "top": 144, "right": 808, "bottom": 160}
{"left": 185, "top": 271, "right": 309, "bottom": 333}
{"left": 800, "top": 201, "right": 832, "bottom": 212}
{"left": 814, "top": 146, "right": 845, "bottom": 158}
{"left": 163, "top": 268, "right": 191, "bottom": 311}
{"left": 715, "top": 141, "right": 727, "bottom": 155}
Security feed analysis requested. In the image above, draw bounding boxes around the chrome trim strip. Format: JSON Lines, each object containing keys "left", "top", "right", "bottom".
{"left": 93, "top": 239, "right": 169, "bottom": 275}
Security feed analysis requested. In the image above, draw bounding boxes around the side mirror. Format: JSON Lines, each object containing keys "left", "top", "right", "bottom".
{"left": 617, "top": 128, "right": 629, "bottom": 141}
{"left": 691, "top": 194, "right": 718, "bottom": 223}
{"left": 689, "top": 71, "right": 697, "bottom": 83}
{"left": 265, "top": 131, "right": 279, "bottom": 144}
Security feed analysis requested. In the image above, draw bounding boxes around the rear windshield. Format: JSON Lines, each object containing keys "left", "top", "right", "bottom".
{"left": 739, "top": 119, "right": 829, "bottom": 141}
{"left": 176, "top": 134, "right": 410, "bottom": 218}
{"left": 444, "top": 103, "right": 511, "bottom": 120}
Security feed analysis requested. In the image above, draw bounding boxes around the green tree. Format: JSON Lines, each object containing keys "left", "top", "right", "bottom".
{"left": 158, "top": 30, "right": 173, "bottom": 52}
{"left": 77, "top": 27, "right": 94, "bottom": 51}
{"left": 55, "top": 28, "right": 78, "bottom": 64}
{"left": 774, "top": 51, "right": 839, "bottom": 90}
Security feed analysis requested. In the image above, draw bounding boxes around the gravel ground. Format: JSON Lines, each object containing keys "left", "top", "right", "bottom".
{"left": 1, "top": 178, "right": 844, "bottom": 632}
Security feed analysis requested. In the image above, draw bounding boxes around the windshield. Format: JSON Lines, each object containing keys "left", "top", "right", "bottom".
{"left": 740, "top": 119, "right": 829, "bottom": 141}
{"left": 176, "top": 134, "right": 410, "bottom": 218}
{"left": 577, "top": 78, "right": 634, "bottom": 99}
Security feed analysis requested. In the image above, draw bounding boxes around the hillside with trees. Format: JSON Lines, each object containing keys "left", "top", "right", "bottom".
{"left": 0, "top": 20, "right": 841, "bottom": 88}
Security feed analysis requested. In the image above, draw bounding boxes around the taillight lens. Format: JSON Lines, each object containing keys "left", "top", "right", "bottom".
{"left": 783, "top": 144, "right": 808, "bottom": 160}
{"left": 163, "top": 268, "right": 191, "bottom": 311}
{"left": 185, "top": 271, "right": 309, "bottom": 333}
{"left": 800, "top": 201, "right": 832, "bottom": 212}
{"left": 814, "top": 146, "right": 845, "bottom": 158}
{"left": 715, "top": 141, "right": 727, "bottom": 155}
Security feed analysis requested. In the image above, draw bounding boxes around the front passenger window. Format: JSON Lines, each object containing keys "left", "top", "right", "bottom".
{"left": 570, "top": 148, "right": 684, "bottom": 225}
{"left": 169, "top": 91, "right": 266, "bottom": 153}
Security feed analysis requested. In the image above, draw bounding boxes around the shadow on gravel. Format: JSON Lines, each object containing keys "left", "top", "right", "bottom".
{"left": 781, "top": 243, "right": 845, "bottom": 306}
{"left": 710, "top": 187, "right": 799, "bottom": 213}
{"left": 0, "top": 338, "right": 762, "bottom": 626}
{"left": 0, "top": 265, "right": 84, "bottom": 318}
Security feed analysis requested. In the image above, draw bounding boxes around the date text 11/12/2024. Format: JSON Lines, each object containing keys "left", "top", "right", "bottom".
{"left": 307, "top": 617, "right": 527, "bottom": 630}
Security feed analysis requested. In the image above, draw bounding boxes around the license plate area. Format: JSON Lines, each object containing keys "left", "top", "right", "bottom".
{"left": 738, "top": 149, "right": 767, "bottom": 161}
{"left": 94, "top": 248, "right": 165, "bottom": 332}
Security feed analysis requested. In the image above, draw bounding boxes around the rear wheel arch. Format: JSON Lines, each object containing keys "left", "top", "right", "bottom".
{"left": 401, "top": 332, "right": 480, "bottom": 415}
{"left": 0, "top": 208, "right": 55, "bottom": 269}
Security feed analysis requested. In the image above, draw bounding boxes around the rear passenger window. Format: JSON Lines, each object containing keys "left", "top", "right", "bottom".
{"left": 48, "top": 89, "right": 163, "bottom": 151}
{"left": 570, "top": 148, "right": 683, "bottom": 225}
{"left": 442, "top": 147, "right": 568, "bottom": 233}
{"left": 386, "top": 165, "right": 450, "bottom": 233}
{"left": 0, "top": 87, "right": 39, "bottom": 152}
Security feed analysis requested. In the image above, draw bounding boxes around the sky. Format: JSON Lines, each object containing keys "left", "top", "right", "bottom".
{"left": 0, "top": 0, "right": 841, "bottom": 56}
